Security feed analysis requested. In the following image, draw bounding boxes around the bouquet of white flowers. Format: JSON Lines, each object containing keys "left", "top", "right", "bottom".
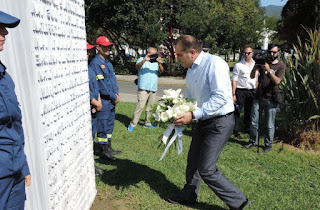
{"left": 153, "top": 89, "right": 197, "bottom": 161}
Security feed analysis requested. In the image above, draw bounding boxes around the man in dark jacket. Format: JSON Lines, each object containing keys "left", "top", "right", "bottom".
{"left": 0, "top": 10, "right": 31, "bottom": 210}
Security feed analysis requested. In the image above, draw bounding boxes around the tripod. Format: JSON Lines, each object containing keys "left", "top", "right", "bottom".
{"left": 256, "top": 65, "right": 265, "bottom": 154}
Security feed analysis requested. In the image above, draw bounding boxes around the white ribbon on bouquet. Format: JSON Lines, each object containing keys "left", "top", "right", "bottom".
{"left": 159, "top": 123, "right": 185, "bottom": 161}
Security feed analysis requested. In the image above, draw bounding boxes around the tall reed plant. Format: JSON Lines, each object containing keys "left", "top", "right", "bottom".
{"left": 279, "top": 28, "right": 320, "bottom": 147}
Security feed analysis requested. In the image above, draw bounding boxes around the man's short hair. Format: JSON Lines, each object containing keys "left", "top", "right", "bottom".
{"left": 242, "top": 45, "right": 253, "bottom": 51}
{"left": 175, "top": 35, "right": 202, "bottom": 53}
{"left": 268, "top": 43, "right": 280, "bottom": 51}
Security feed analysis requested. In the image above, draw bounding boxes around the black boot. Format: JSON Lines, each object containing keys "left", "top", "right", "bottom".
{"left": 95, "top": 166, "right": 103, "bottom": 177}
{"left": 100, "top": 144, "right": 117, "bottom": 161}
{"left": 108, "top": 141, "right": 122, "bottom": 155}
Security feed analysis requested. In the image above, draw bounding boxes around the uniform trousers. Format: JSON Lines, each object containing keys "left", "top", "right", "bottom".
{"left": 91, "top": 112, "right": 97, "bottom": 140}
{"left": 97, "top": 106, "right": 115, "bottom": 144}
{"left": 0, "top": 172, "right": 25, "bottom": 210}
{"left": 179, "top": 113, "right": 247, "bottom": 208}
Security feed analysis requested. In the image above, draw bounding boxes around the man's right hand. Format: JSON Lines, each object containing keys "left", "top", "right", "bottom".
{"left": 96, "top": 101, "right": 102, "bottom": 111}
{"left": 145, "top": 53, "right": 151, "bottom": 61}
{"left": 114, "top": 94, "right": 120, "bottom": 104}
{"left": 233, "top": 95, "right": 237, "bottom": 102}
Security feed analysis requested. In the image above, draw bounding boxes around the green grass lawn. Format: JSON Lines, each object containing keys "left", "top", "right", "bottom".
{"left": 92, "top": 102, "right": 320, "bottom": 210}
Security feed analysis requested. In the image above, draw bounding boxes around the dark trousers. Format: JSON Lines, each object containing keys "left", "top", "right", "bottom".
{"left": 97, "top": 106, "right": 116, "bottom": 144}
{"left": 234, "top": 88, "right": 255, "bottom": 134}
{"left": 179, "top": 113, "right": 247, "bottom": 208}
{"left": 0, "top": 172, "right": 26, "bottom": 210}
{"left": 91, "top": 112, "right": 97, "bottom": 140}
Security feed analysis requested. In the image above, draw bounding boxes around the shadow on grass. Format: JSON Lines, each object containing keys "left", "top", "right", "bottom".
{"left": 116, "top": 113, "right": 131, "bottom": 127}
{"left": 228, "top": 137, "right": 248, "bottom": 147}
{"left": 96, "top": 158, "right": 225, "bottom": 210}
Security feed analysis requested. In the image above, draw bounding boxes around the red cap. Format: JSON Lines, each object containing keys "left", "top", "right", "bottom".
{"left": 86, "top": 42, "right": 94, "bottom": 50}
{"left": 96, "top": 36, "right": 114, "bottom": 46}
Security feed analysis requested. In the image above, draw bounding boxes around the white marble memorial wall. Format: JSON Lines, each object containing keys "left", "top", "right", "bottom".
{"left": 0, "top": 0, "right": 96, "bottom": 209}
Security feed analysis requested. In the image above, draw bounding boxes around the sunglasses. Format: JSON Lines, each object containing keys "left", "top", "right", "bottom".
{"left": 243, "top": 52, "right": 252, "bottom": 55}
{"left": 268, "top": 50, "right": 278, "bottom": 54}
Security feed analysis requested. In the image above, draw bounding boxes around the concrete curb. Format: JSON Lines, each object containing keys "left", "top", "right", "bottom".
{"left": 116, "top": 75, "right": 186, "bottom": 86}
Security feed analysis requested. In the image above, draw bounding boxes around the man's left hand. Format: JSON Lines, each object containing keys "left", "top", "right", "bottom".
{"left": 174, "top": 112, "right": 193, "bottom": 125}
{"left": 25, "top": 174, "right": 31, "bottom": 187}
{"left": 262, "top": 63, "right": 271, "bottom": 73}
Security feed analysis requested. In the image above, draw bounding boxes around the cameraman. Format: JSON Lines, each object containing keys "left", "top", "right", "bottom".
{"left": 128, "top": 47, "right": 164, "bottom": 131}
{"left": 244, "top": 44, "right": 286, "bottom": 152}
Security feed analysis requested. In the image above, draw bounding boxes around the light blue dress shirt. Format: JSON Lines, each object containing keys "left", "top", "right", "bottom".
{"left": 186, "top": 52, "right": 234, "bottom": 120}
{"left": 136, "top": 57, "right": 160, "bottom": 92}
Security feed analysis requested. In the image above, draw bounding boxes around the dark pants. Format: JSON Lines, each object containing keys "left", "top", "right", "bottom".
{"left": 179, "top": 113, "right": 247, "bottom": 208}
{"left": 91, "top": 112, "right": 97, "bottom": 140}
{"left": 97, "top": 106, "right": 116, "bottom": 144}
{"left": 0, "top": 172, "right": 26, "bottom": 210}
{"left": 234, "top": 88, "right": 255, "bottom": 134}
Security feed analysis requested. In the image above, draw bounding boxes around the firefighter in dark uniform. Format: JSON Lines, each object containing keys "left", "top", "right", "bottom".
{"left": 87, "top": 42, "right": 103, "bottom": 176}
{"left": 0, "top": 10, "right": 31, "bottom": 209}
{"left": 89, "top": 36, "right": 122, "bottom": 161}
{"left": 87, "top": 42, "right": 101, "bottom": 141}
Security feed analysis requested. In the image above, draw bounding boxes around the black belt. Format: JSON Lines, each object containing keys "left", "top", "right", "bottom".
{"left": 199, "top": 112, "right": 233, "bottom": 124}
{"left": 214, "top": 112, "right": 233, "bottom": 118}
{"left": 236, "top": 88, "right": 255, "bottom": 91}
{"left": 100, "top": 94, "right": 111, "bottom": 100}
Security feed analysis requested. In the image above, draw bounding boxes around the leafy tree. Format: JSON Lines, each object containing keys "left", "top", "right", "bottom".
{"left": 85, "top": 0, "right": 266, "bottom": 70}
{"left": 265, "top": 16, "right": 279, "bottom": 32}
{"left": 85, "top": 0, "right": 170, "bottom": 56}
{"left": 278, "top": 0, "right": 320, "bottom": 45}
{"left": 207, "top": 0, "right": 264, "bottom": 60}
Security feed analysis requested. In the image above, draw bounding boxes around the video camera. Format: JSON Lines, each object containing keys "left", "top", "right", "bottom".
{"left": 149, "top": 53, "right": 158, "bottom": 63}
{"left": 253, "top": 49, "right": 269, "bottom": 65}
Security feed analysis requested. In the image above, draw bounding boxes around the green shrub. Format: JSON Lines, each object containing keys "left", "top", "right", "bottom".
{"left": 113, "top": 59, "right": 137, "bottom": 75}
{"left": 279, "top": 28, "right": 320, "bottom": 148}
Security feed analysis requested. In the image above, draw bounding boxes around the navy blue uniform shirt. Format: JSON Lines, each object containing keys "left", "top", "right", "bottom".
{"left": 89, "top": 54, "right": 119, "bottom": 112}
{"left": 0, "top": 61, "right": 29, "bottom": 178}
{"left": 88, "top": 66, "right": 99, "bottom": 102}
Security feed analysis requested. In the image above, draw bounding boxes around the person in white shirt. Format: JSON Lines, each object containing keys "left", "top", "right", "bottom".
{"left": 232, "top": 45, "right": 258, "bottom": 137}
{"left": 169, "top": 35, "right": 249, "bottom": 210}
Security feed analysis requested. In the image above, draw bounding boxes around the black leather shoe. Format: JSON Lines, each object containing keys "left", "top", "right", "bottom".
{"left": 100, "top": 145, "right": 117, "bottom": 161}
{"left": 108, "top": 142, "right": 122, "bottom": 155}
{"left": 95, "top": 166, "right": 103, "bottom": 177}
{"left": 167, "top": 195, "right": 196, "bottom": 205}
{"left": 244, "top": 143, "right": 256, "bottom": 149}
{"left": 244, "top": 129, "right": 250, "bottom": 134}
{"left": 110, "top": 149, "right": 122, "bottom": 155}
{"left": 264, "top": 146, "right": 272, "bottom": 153}
{"left": 100, "top": 152, "right": 117, "bottom": 161}
{"left": 229, "top": 199, "right": 250, "bottom": 210}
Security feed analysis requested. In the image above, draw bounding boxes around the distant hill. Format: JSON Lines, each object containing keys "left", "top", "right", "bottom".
{"left": 264, "top": 5, "right": 283, "bottom": 18}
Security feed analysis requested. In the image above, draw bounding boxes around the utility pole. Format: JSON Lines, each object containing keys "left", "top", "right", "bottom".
{"left": 169, "top": 4, "right": 173, "bottom": 76}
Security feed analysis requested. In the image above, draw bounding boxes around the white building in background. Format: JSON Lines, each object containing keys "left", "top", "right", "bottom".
{"left": 260, "top": 30, "right": 276, "bottom": 50}
{"left": 259, "top": 19, "right": 276, "bottom": 50}
{"left": 121, "top": 44, "right": 137, "bottom": 58}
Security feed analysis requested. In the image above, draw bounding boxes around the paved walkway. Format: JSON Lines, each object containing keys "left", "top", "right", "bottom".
{"left": 116, "top": 75, "right": 186, "bottom": 86}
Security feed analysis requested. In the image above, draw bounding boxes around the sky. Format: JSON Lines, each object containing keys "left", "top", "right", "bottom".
{"left": 260, "top": 0, "right": 288, "bottom": 7}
